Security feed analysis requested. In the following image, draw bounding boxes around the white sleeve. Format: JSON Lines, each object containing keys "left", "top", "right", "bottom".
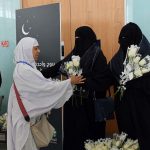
{"left": 13, "top": 65, "right": 73, "bottom": 118}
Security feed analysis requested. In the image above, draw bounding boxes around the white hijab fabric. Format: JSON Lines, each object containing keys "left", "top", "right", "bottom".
{"left": 14, "top": 37, "right": 39, "bottom": 69}
{"left": 7, "top": 37, "right": 73, "bottom": 150}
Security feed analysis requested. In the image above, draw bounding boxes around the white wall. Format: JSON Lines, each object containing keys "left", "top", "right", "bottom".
{"left": 126, "top": 0, "right": 150, "bottom": 41}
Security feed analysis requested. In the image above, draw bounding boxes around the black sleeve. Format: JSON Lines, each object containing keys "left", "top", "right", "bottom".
{"left": 0, "top": 72, "right": 2, "bottom": 87}
{"left": 41, "top": 61, "right": 62, "bottom": 78}
{"left": 41, "top": 50, "right": 74, "bottom": 79}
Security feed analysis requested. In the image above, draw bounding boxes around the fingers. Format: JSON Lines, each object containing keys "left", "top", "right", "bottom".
{"left": 79, "top": 78, "right": 86, "bottom": 84}
{"left": 75, "top": 75, "right": 86, "bottom": 84}
{"left": 70, "top": 75, "right": 85, "bottom": 85}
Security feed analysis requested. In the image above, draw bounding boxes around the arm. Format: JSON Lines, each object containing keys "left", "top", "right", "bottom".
{"left": 41, "top": 61, "right": 62, "bottom": 78}
{"left": 41, "top": 51, "right": 73, "bottom": 78}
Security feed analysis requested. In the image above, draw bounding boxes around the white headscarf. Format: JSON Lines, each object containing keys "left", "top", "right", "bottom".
{"left": 14, "top": 37, "right": 39, "bottom": 69}
{"left": 7, "top": 37, "right": 73, "bottom": 150}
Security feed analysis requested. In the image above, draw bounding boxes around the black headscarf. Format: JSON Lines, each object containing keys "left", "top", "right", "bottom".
{"left": 72, "top": 26, "right": 97, "bottom": 57}
{"left": 42, "top": 26, "right": 97, "bottom": 78}
{"left": 119, "top": 22, "right": 142, "bottom": 57}
{"left": 63, "top": 26, "right": 97, "bottom": 62}
{"left": 110, "top": 22, "right": 150, "bottom": 83}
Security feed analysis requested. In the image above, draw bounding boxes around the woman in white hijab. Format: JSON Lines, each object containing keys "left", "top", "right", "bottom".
{"left": 7, "top": 37, "right": 85, "bottom": 150}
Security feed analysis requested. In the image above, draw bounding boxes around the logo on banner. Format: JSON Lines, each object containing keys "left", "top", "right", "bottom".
{"left": 0, "top": 41, "right": 9, "bottom": 47}
{"left": 22, "top": 23, "right": 31, "bottom": 35}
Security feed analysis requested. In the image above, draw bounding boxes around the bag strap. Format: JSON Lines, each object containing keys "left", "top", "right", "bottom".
{"left": 14, "top": 83, "right": 30, "bottom": 122}
{"left": 91, "top": 46, "right": 100, "bottom": 71}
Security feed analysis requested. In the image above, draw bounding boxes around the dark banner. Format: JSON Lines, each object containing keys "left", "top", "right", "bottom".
{"left": 16, "top": 3, "right": 63, "bottom": 150}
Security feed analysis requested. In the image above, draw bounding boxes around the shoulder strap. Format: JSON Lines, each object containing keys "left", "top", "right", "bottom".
{"left": 91, "top": 46, "right": 100, "bottom": 71}
{"left": 14, "top": 83, "right": 30, "bottom": 122}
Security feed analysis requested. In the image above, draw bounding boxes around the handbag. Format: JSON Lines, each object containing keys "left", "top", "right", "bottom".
{"left": 94, "top": 89, "right": 114, "bottom": 122}
{"left": 90, "top": 50, "right": 115, "bottom": 122}
{"left": 14, "top": 83, "right": 55, "bottom": 148}
{"left": 31, "top": 114, "right": 55, "bottom": 148}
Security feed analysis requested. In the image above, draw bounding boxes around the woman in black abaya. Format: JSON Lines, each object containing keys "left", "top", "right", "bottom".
{"left": 109, "top": 22, "right": 150, "bottom": 150}
{"left": 63, "top": 26, "right": 111, "bottom": 150}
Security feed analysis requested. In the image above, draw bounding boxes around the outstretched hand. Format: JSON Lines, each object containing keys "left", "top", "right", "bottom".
{"left": 70, "top": 75, "right": 86, "bottom": 85}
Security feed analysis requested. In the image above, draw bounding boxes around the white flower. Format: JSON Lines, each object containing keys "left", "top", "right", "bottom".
{"left": 0, "top": 113, "right": 7, "bottom": 130}
{"left": 118, "top": 44, "right": 150, "bottom": 98}
{"left": 139, "top": 59, "right": 146, "bottom": 66}
{"left": 133, "top": 56, "right": 141, "bottom": 63}
{"left": 61, "top": 55, "right": 82, "bottom": 76}
{"left": 68, "top": 68, "right": 74, "bottom": 75}
{"left": 84, "top": 132, "right": 139, "bottom": 150}
{"left": 72, "top": 58, "right": 80, "bottom": 67}
{"left": 134, "top": 68, "right": 143, "bottom": 77}
{"left": 127, "top": 45, "right": 139, "bottom": 58}
{"left": 115, "top": 140, "right": 122, "bottom": 147}
{"left": 66, "top": 61, "right": 73, "bottom": 69}
{"left": 72, "top": 55, "right": 80, "bottom": 67}
{"left": 128, "top": 72, "right": 134, "bottom": 80}
{"left": 141, "top": 68, "right": 150, "bottom": 74}
{"left": 84, "top": 141, "right": 95, "bottom": 150}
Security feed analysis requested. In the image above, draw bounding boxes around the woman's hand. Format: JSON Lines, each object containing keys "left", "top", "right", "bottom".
{"left": 70, "top": 75, "right": 86, "bottom": 85}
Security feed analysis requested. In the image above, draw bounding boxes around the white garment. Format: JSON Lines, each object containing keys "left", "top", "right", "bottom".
{"left": 7, "top": 37, "right": 73, "bottom": 150}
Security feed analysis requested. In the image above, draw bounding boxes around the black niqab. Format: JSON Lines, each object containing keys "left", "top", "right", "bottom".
{"left": 119, "top": 22, "right": 142, "bottom": 57}
{"left": 72, "top": 26, "right": 97, "bottom": 57}
{"left": 110, "top": 22, "right": 144, "bottom": 83}
{"left": 110, "top": 22, "right": 150, "bottom": 150}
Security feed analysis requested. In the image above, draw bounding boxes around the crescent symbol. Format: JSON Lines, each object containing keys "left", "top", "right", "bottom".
{"left": 22, "top": 24, "right": 29, "bottom": 35}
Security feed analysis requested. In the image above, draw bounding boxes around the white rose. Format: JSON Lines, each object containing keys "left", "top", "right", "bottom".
{"left": 66, "top": 61, "right": 73, "bottom": 69}
{"left": 69, "top": 61, "right": 73, "bottom": 67}
{"left": 141, "top": 68, "right": 150, "bottom": 74}
{"left": 66, "top": 62, "right": 70, "bottom": 69}
{"left": 95, "top": 144, "right": 107, "bottom": 150}
{"left": 128, "top": 72, "right": 134, "bottom": 80}
{"left": 72, "top": 59, "right": 79, "bottom": 67}
{"left": 85, "top": 143, "right": 94, "bottom": 150}
{"left": 127, "top": 45, "right": 139, "bottom": 57}
{"left": 72, "top": 55, "right": 80, "bottom": 67}
{"left": 72, "top": 55, "right": 80, "bottom": 60}
{"left": 133, "top": 56, "right": 141, "bottom": 63}
{"left": 68, "top": 68, "right": 73, "bottom": 75}
{"left": 115, "top": 140, "right": 121, "bottom": 147}
{"left": 101, "top": 145, "right": 108, "bottom": 150}
{"left": 134, "top": 69, "right": 143, "bottom": 77}
{"left": 139, "top": 59, "right": 146, "bottom": 66}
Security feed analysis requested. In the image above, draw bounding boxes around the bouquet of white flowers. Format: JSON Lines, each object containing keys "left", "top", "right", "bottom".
{"left": 84, "top": 132, "right": 139, "bottom": 150}
{"left": 0, "top": 113, "right": 7, "bottom": 130}
{"left": 117, "top": 45, "right": 150, "bottom": 97}
{"left": 60, "top": 55, "right": 82, "bottom": 76}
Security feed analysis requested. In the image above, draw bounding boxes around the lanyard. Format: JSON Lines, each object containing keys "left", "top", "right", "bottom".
{"left": 17, "top": 61, "right": 33, "bottom": 68}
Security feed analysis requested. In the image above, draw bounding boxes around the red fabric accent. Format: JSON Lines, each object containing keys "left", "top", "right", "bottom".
{"left": 14, "top": 83, "right": 29, "bottom": 119}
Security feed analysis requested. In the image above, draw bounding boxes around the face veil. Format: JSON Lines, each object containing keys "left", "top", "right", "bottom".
{"left": 110, "top": 22, "right": 150, "bottom": 83}
{"left": 118, "top": 22, "right": 142, "bottom": 57}
{"left": 73, "top": 26, "right": 97, "bottom": 57}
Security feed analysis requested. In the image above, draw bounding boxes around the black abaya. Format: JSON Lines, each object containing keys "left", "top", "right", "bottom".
{"left": 63, "top": 41, "right": 110, "bottom": 150}
{"left": 110, "top": 22, "right": 150, "bottom": 150}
